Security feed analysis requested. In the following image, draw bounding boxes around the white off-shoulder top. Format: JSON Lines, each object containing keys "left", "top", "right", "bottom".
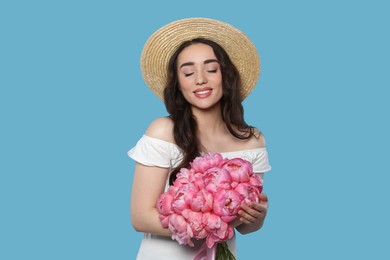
{"left": 128, "top": 135, "right": 271, "bottom": 172}
{"left": 128, "top": 135, "right": 271, "bottom": 260}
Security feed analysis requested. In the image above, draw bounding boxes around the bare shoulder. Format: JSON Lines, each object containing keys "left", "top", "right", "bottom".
{"left": 245, "top": 128, "right": 267, "bottom": 149}
{"left": 145, "top": 117, "right": 175, "bottom": 143}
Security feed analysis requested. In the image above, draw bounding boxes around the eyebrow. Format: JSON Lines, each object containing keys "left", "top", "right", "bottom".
{"left": 179, "top": 59, "right": 219, "bottom": 69}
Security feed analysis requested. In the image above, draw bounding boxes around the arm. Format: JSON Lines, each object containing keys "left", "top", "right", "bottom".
{"left": 130, "top": 117, "right": 175, "bottom": 236}
{"left": 130, "top": 162, "right": 171, "bottom": 236}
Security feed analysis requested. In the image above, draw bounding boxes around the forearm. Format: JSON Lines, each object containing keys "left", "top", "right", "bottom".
{"left": 131, "top": 207, "right": 171, "bottom": 236}
{"left": 130, "top": 163, "right": 172, "bottom": 236}
{"left": 235, "top": 220, "right": 264, "bottom": 234}
{"left": 229, "top": 216, "right": 262, "bottom": 234}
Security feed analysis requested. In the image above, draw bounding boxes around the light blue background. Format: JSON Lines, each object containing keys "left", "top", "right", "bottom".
{"left": 1, "top": 0, "right": 389, "bottom": 259}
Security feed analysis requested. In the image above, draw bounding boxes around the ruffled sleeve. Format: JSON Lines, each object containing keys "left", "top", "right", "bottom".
{"left": 127, "top": 135, "right": 183, "bottom": 168}
{"left": 250, "top": 148, "right": 271, "bottom": 173}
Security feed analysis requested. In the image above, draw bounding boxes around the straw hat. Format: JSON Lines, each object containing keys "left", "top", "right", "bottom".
{"left": 140, "top": 17, "right": 260, "bottom": 101}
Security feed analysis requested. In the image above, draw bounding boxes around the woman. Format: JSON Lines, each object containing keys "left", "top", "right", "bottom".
{"left": 128, "top": 18, "right": 271, "bottom": 259}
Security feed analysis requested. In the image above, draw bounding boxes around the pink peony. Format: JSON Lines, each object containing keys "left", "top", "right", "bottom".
{"left": 173, "top": 168, "right": 193, "bottom": 187}
{"left": 212, "top": 189, "right": 242, "bottom": 223}
{"left": 190, "top": 153, "right": 225, "bottom": 173}
{"left": 182, "top": 209, "right": 207, "bottom": 239}
{"left": 170, "top": 183, "right": 198, "bottom": 214}
{"left": 156, "top": 192, "right": 174, "bottom": 228}
{"left": 156, "top": 192, "right": 174, "bottom": 216}
{"left": 203, "top": 167, "right": 232, "bottom": 193}
{"left": 202, "top": 213, "right": 234, "bottom": 248}
{"left": 249, "top": 174, "right": 264, "bottom": 191}
{"left": 169, "top": 214, "right": 194, "bottom": 246}
{"left": 234, "top": 182, "right": 261, "bottom": 205}
{"left": 189, "top": 172, "right": 206, "bottom": 190}
{"left": 222, "top": 158, "right": 253, "bottom": 183}
{"left": 159, "top": 215, "right": 170, "bottom": 228}
{"left": 190, "top": 189, "right": 213, "bottom": 212}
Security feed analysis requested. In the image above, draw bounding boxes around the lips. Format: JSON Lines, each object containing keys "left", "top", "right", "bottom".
{"left": 193, "top": 87, "right": 213, "bottom": 98}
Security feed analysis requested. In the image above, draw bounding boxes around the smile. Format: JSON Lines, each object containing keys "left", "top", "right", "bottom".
{"left": 196, "top": 90, "right": 211, "bottom": 95}
{"left": 193, "top": 88, "right": 213, "bottom": 98}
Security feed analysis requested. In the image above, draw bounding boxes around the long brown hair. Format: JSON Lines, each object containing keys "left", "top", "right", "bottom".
{"left": 164, "top": 38, "right": 255, "bottom": 185}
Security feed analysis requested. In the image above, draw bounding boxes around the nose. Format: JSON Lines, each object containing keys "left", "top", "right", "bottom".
{"left": 195, "top": 71, "right": 208, "bottom": 85}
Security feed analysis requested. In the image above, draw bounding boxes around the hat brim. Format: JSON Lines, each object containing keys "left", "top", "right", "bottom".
{"left": 140, "top": 18, "right": 260, "bottom": 101}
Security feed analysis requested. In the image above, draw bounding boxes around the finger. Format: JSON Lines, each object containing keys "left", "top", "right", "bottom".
{"left": 259, "top": 193, "right": 268, "bottom": 202}
{"left": 248, "top": 202, "right": 268, "bottom": 213}
{"left": 238, "top": 209, "right": 258, "bottom": 224}
{"left": 259, "top": 193, "right": 269, "bottom": 207}
{"left": 239, "top": 204, "right": 266, "bottom": 221}
{"left": 238, "top": 208, "right": 265, "bottom": 224}
{"left": 240, "top": 217, "right": 252, "bottom": 225}
{"left": 241, "top": 201, "right": 267, "bottom": 214}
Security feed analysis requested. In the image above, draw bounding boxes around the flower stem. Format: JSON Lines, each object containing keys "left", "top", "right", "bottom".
{"left": 216, "top": 242, "right": 236, "bottom": 260}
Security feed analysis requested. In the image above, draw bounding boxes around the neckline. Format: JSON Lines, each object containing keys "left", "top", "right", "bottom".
{"left": 143, "top": 134, "right": 266, "bottom": 154}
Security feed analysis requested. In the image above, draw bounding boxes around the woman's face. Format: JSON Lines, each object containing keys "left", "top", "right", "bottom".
{"left": 176, "top": 43, "right": 223, "bottom": 111}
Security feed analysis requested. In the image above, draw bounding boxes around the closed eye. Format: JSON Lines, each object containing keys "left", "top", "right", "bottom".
{"left": 207, "top": 70, "right": 217, "bottom": 73}
{"left": 184, "top": 72, "right": 194, "bottom": 77}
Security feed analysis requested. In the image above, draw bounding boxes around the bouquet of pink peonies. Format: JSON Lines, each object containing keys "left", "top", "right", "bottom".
{"left": 156, "top": 153, "right": 263, "bottom": 260}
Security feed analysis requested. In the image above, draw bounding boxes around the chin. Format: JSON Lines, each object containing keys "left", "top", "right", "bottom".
{"left": 191, "top": 100, "right": 221, "bottom": 111}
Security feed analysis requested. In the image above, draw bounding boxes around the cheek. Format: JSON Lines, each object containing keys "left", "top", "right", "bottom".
{"left": 214, "top": 76, "right": 223, "bottom": 90}
{"left": 178, "top": 77, "right": 192, "bottom": 91}
{"left": 211, "top": 73, "right": 222, "bottom": 85}
{"left": 217, "top": 73, "right": 223, "bottom": 83}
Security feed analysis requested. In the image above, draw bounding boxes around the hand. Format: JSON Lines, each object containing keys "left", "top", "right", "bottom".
{"left": 237, "top": 193, "right": 268, "bottom": 227}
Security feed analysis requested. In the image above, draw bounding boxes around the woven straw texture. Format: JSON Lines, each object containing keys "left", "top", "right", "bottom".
{"left": 140, "top": 18, "right": 260, "bottom": 101}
